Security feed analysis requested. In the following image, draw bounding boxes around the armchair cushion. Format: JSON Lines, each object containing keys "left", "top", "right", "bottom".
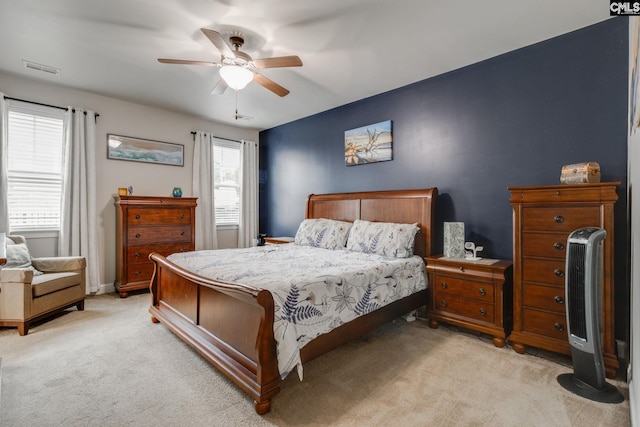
{"left": 31, "top": 272, "right": 83, "bottom": 297}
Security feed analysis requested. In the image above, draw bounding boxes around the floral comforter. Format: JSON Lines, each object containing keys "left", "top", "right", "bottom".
{"left": 167, "top": 244, "right": 427, "bottom": 379}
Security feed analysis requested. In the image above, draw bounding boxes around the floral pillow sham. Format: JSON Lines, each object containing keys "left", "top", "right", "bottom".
{"left": 346, "top": 219, "right": 419, "bottom": 258}
{"left": 294, "top": 218, "right": 353, "bottom": 250}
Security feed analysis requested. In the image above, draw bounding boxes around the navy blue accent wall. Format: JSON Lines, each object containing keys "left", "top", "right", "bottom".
{"left": 260, "top": 19, "right": 629, "bottom": 340}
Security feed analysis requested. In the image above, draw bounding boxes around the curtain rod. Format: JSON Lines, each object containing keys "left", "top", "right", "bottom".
{"left": 190, "top": 131, "right": 240, "bottom": 143}
{"left": 4, "top": 96, "right": 100, "bottom": 119}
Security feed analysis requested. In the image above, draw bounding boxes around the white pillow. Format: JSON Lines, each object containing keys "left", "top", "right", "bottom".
{"left": 346, "top": 220, "right": 419, "bottom": 258}
{"left": 294, "top": 218, "right": 353, "bottom": 250}
{"left": 1, "top": 243, "right": 43, "bottom": 275}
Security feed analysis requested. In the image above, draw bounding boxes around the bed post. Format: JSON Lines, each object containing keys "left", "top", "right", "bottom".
{"left": 253, "top": 289, "right": 280, "bottom": 414}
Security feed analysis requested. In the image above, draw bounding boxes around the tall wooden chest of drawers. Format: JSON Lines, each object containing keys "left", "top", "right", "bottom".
{"left": 508, "top": 183, "right": 618, "bottom": 377}
{"left": 114, "top": 196, "right": 197, "bottom": 298}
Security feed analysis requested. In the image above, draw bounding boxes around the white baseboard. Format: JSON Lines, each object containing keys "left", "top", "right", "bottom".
{"left": 95, "top": 283, "right": 115, "bottom": 295}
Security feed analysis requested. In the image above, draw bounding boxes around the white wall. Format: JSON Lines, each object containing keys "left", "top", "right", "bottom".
{"left": 629, "top": 18, "right": 639, "bottom": 427}
{"left": 0, "top": 71, "right": 259, "bottom": 293}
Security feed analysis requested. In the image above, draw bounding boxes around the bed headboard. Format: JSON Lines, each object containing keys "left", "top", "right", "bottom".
{"left": 305, "top": 188, "right": 438, "bottom": 258}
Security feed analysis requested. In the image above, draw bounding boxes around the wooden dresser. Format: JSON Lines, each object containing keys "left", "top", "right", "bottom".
{"left": 426, "top": 256, "right": 513, "bottom": 348}
{"left": 508, "top": 182, "right": 618, "bottom": 377}
{"left": 114, "top": 196, "right": 197, "bottom": 298}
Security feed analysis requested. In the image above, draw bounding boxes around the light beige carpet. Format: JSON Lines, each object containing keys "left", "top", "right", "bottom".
{"left": 0, "top": 293, "right": 630, "bottom": 426}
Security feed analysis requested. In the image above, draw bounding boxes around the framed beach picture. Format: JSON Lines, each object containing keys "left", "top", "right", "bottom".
{"left": 344, "top": 120, "right": 393, "bottom": 166}
{"left": 107, "top": 134, "right": 184, "bottom": 166}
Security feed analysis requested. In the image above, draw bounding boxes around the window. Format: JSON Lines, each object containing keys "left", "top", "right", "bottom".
{"left": 213, "top": 141, "right": 241, "bottom": 225}
{"left": 6, "top": 102, "right": 65, "bottom": 232}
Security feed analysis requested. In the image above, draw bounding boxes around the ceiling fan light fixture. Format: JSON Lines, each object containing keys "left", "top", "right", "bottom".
{"left": 219, "top": 65, "right": 253, "bottom": 90}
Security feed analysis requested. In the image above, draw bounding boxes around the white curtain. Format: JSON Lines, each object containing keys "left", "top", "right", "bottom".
{"left": 192, "top": 131, "right": 218, "bottom": 250}
{"left": 59, "top": 108, "right": 101, "bottom": 294}
{"left": 0, "top": 94, "right": 8, "bottom": 233}
{"left": 238, "top": 140, "right": 259, "bottom": 248}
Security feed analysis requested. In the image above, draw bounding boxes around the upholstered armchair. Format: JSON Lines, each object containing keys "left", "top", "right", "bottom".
{"left": 0, "top": 235, "right": 86, "bottom": 336}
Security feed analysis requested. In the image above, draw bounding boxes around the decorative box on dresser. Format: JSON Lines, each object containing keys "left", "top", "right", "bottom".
{"left": 114, "top": 196, "right": 197, "bottom": 298}
{"left": 426, "top": 256, "right": 513, "bottom": 348}
{"left": 508, "top": 182, "right": 618, "bottom": 378}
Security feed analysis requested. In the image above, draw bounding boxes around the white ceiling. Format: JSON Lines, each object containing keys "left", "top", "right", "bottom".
{"left": 0, "top": 0, "right": 611, "bottom": 131}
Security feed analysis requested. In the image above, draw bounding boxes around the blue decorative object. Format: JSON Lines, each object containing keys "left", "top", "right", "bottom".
{"left": 172, "top": 187, "right": 182, "bottom": 197}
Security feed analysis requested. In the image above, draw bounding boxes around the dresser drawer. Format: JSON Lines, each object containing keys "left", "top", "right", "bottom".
{"left": 128, "top": 208, "right": 192, "bottom": 225}
{"left": 432, "top": 275, "right": 494, "bottom": 301}
{"left": 522, "top": 258, "right": 566, "bottom": 286}
{"left": 126, "top": 262, "right": 154, "bottom": 283}
{"left": 127, "top": 243, "right": 193, "bottom": 265}
{"left": 523, "top": 284, "right": 566, "bottom": 313}
{"left": 522, "top": 233, "right": 568, "bottom": 259}
{"left": 522, "top": 309, "right": 567, "bottom": 341}
{"left": 433, "top": 292, "right": 494, "bottom": 323}
{"left": 522, "top": 207, "right": 600, "bottom": 233}
{"left": 515, "top": 185, "right": 608, "bottom": 203}
{"left": 128, "top": 225, "right": 192, "bottom": 245}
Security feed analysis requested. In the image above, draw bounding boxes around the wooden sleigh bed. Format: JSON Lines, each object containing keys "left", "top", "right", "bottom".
{"left": 148, "top": 188, "right": 438, "bottom": 414}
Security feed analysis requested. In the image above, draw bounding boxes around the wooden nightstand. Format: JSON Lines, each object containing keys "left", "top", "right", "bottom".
{"left": 425, "top": 256, "right": 513, "bottom": 347}
{"left": 264, "top": 236, "right": 294, "bottom": 245}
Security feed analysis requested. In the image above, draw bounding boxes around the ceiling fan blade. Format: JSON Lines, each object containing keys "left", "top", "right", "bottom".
{"left": 201, "top": 28, "right": 235, "bottom": 59}
{"left": 252, "top": 55, "right": 303, "bottom": 69}
{"left": 158, "top": 58, "right": 219, "bottom": 66}
{"left": 253, "top": 73, "right": 290, "bottom": 97}
{"left": 210, "top": 78, "right": 228, "bottom": 95}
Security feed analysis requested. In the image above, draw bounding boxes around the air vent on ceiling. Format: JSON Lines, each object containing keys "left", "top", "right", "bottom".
{"left": 22, "top": 60, "right": 61, "bottom": 76}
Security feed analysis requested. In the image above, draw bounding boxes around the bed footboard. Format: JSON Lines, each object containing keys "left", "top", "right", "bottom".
{"left": 148, "top": 252, "right": 281, "bottom": 414}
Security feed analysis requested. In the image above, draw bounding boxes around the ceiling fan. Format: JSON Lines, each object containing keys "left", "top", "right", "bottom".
{"left": 158, "top": 28, "right": 302, "bottom": 97}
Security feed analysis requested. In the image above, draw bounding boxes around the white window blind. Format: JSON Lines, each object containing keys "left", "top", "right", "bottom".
{"left": 7, "top": 103, "right": 65, "bottom": 231}
{"left": 213, "top": 142, "right": 241, "bottom": 225}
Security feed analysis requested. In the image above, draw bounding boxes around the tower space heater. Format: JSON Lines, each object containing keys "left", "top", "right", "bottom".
{"left": 557, "top": 227, "right": 623, "bottom": 403}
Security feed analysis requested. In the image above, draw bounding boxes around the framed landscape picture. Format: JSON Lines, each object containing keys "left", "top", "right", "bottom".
{"left": 344, "top": 120, "right": 393, "bottom": 166}
{"left": 107, "top": 134, "right": 184, "bottom": 166}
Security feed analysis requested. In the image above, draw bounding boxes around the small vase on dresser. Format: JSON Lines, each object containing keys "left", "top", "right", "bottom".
{"left": 508, "top": 182, "right": 618, "bottom": 378}
{"left": 114, "top": 195, "right": 197, "bottom": 298}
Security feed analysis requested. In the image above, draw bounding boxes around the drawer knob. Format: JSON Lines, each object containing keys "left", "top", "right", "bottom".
{"left": 554, "top": 268, "right": 564, "bottom": 277}
{"left": 180, "top": 213, "right": 185, "bottom": 219}
{"left": 134, "top": 252, "right": 141, "bottom": 258}
{"left": 554, "top": 322, "right": 565, "bottom": 331}
{"left": 554, "top": 242, "right": 564, "bottom": 250}
{"left": 441, "top": 282, "right": 448, "bottom": 289}
{"left": 180, "top": 248, "right": 186, "bottom": 252}
{"left": 554, "top": 215, "right": 564, "bottom": 223}
{"left": 134, "top": 271, "right": 140, "bottom": 276}
{"left": 180, "top": 231, "right": 185, "bottom": 236}
{"left": 441, "top": 300, "right": 448, "bottom": 307}
{"left": 135, "top": 214, "right": 140, "bottom": 219}
{"left": 480, "top": 308, "right": 486, "bottom": 316}
{"left": 479, "top": 288, "right": 486, "bottom": 296}
{"left": 459, "top": 266, "right": 464, "bottom": 272}
{"left": 554, "top": 295, "right": 564, "bottom": 304}
{"left": 135, "top": 233, "right": 141, "bottom": 238}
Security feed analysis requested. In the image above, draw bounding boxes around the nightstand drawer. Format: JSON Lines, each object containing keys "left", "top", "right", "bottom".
{"left": 522, "top": 258, "right": 566, "bottom": 286}
{"left": 432, "top": 275, "right": 494, "bottom": 301}
{"left": 522, "top": 207, "right": 600, "bottom": 233}
{"left": 522, "top": 309, "right": 567, "bottom": 341}
{"left": 523, "top": 284, "right": 566, "bottom": 313}
{"left": 434, "top": 293, "right": 494, "bottom": 323}
{"left": 522, "top": 233, "right": 568, "bottom": 259}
